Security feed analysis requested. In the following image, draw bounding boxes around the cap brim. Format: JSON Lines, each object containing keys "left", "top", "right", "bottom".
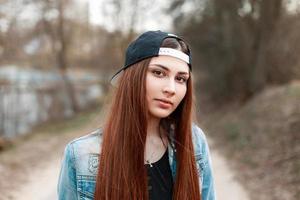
{"left": 110, "top": 69, "right": 124, "bottom": 86}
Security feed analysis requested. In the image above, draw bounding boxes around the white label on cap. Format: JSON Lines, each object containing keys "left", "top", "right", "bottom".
{"left": 158, "top": 48, "right": 190, "bottom": 64}
{"left": 168, "top": 33, "right": 178, "bottom": 37}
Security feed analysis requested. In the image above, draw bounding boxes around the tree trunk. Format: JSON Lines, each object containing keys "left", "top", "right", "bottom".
{"left": 57, "top": 0, "right": 79, "bottom": 113}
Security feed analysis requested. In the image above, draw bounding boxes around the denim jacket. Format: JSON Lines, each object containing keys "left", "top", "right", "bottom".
{"left": 57, "top": 124, "right": 216, "bottom": 200}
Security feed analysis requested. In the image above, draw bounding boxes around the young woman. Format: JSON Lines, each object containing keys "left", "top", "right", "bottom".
{"left": 58, "top": 30, "right": 216, "bottom": 200}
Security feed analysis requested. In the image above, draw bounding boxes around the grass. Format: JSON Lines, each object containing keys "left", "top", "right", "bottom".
{"left": 0, "top": 104, "right": 103, "bottom": 153}
{"left": 33, "top": 106, "right": 102, "bottom": 135}
{"left": 286, "top": 81, "right": 300, "bottom": 97}
{"left": 201, "top": 81, "right": 300, "bottom": 200}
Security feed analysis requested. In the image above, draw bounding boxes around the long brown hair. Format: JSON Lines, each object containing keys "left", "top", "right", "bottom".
{"left": 94, "top": 37, "right": 201, "bottom": 200}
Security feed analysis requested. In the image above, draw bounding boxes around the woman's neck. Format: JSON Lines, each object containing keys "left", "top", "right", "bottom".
{"left": 146, "top": 116, "right": 168, "bottom": 147}
{"left": 145, "top": 116, "right": 168, "bottom": 164}
{"left": 147, "top": 116, "right": 160, "bottom": 137}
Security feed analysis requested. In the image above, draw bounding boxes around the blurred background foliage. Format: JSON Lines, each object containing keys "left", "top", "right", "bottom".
{"left": 1, "top": 0, "right": 299, "bottom": 104}
{"left": 168, "top": 0, "right": 300, "bottom": 103}
{"left": 0, "top": 0, "right": 299, "bottom": 199}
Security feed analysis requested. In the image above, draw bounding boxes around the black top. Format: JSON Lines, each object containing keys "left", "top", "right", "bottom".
{"left": 145, "top": 148, "right": 173, "bottom": 200}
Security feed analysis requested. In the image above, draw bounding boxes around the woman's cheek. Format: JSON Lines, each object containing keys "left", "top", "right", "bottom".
{"left": 178, "top": 85, "right": 187, "bottom": 99}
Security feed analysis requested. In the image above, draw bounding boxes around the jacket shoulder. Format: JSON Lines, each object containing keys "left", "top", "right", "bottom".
{"left": 191, "top": 123, "right": 209, "bottom": 154}
{"left": 65, "top": 128, "right": 103, "bottom": 176}
{"left": 69, "top": 128, "right": 103, "bottom": 147}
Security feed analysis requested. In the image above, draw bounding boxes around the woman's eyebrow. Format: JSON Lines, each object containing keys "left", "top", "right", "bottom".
{"left": 149, "top": 64, "right": 189, "bottom": 75}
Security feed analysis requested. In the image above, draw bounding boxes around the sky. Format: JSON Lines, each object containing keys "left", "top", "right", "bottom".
{"left": 286, "top": 0, "right": 300, "bottom": 12}
{"left": 87, "top": 0, "right": 173, "bottom": 32}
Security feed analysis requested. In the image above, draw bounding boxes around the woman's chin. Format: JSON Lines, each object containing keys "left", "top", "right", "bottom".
{"left": 149, "top": 109, "right": 172, "bottom": 119}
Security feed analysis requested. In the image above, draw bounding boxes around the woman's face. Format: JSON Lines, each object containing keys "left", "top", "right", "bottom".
{"left": 146, "top": 55, "right": 190, "bottom": 120}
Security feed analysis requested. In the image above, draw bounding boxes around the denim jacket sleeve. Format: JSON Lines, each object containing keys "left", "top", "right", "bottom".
{"left": 57, "top": 142, "right": 78, "bottom": 200}
{"left": 192, "top": 124, "right": 216, "bottom": 200}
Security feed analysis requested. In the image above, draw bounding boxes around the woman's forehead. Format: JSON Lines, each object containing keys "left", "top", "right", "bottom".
{"left": 149, "top": 55, "right": 190, "bottom": 73}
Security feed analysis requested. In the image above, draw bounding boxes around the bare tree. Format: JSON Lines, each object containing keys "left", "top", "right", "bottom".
{"left": 0, "top": 0, "right": 25, "bottom": 64}
{"left": 56, "top": 0, "right": 79, "bottom": 113}
{"left": 100, "top": 0, "right": 156, "bottom": 68}
{"left": 35, "top": 0, "right": 79, "bottom": 113}
{"left": 249, "top": 0, "right": 283, "bottom": 91}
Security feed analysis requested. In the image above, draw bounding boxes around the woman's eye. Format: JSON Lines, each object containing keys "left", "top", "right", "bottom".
{"left": 152, "top": 70, "right": 164, "bottom": 77}
{"left": 176, "top": 76, "right": 187, "bottom": 83}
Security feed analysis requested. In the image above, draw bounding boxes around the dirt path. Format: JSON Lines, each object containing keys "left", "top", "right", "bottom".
{"left": 0, "top": 110, "right": 103, "bottom": 200}
{"left": 0, "top": 114, "right": 250, "bottom": 200}
{"left": 9, "top": 142, "right": 250, "bottom": 200}
{"left": 210, "top": 144, "right": 250, "bottom": 200}
{"left": 10, "top": 158, "right": 61, "bottom": 200}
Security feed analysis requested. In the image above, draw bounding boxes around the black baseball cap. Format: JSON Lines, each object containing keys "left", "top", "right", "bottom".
{"left": 110, "top": 30, "right": 192, "bottom": 85}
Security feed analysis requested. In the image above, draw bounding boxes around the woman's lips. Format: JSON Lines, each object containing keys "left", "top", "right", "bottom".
{"left": 155, "top": 99, "right": 173, "bottom": 109}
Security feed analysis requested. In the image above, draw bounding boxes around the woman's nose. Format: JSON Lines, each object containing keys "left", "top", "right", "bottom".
{"left": 162, "top": 80, "right": 176, "bottom": 96}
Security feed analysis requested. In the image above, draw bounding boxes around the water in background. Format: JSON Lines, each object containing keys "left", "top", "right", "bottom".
{"left": 0, "top": 65, "right": 103, "bottom": 138}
